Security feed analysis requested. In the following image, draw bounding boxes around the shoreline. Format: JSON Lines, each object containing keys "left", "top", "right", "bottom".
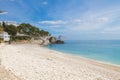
{"left": 46, "top": 47, "right": 120, "bottom": 72}
{"left": 1, "top": 44, "right": 120, "bottom": 80}
{"left": 46, "top": 45, "right": 120, "bottom": 67}
{"left": 50, "top": 48, "right": 120, "bottom": 67}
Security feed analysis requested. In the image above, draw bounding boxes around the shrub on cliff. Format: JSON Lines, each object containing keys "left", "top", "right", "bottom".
{"left": 4, "top": 25, "right": 18, "bottom": 36}
{"left": 12, "top": 36, "right": 31, "bottom": 41}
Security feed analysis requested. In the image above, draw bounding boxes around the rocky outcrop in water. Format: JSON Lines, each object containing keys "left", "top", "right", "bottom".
{"left": 49, "top": 37, "right": 57, "bottom": 43}
{"left": 55, "top": 40, "right": 64, "bottom": 44}
{"left": 48, "top": 36, "right": 64, "bottom": 44}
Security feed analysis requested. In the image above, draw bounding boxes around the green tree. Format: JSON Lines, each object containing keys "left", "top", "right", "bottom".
{"left": 17, "top": 23, "right": 32, "bottom": 34}
{"left": 4, "top": 25, "right": 18, "bottom": 36}
{"left": 2, "top": 21, "right": 6, "bottom": 28}
{"left": 29, "top": 26, "right": 39, "bottom": 36}
{"left": 39, "top": 30, "right": 50, "bottom": 36}
{"left": 18, "top": 23, "right": 50, "bottom": 37}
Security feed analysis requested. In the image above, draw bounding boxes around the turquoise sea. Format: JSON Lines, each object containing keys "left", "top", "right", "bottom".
{"left": 47, "top": 40, "right": 120, "bottom": 65}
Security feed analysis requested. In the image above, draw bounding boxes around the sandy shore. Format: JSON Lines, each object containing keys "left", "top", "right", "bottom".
{"left": 0, "top": 65, "right": 21, "bottom": 80}
{"left": 1, "top": 44, "right": 120, "bottom": 80}
{"left": 0, "top": 43, "right": 21, "bottom": 80}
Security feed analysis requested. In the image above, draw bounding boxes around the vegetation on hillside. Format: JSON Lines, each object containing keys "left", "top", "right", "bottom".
{"left": 17, "top": 23, "right": 50, "bottom": 37}
{"left": 0, "top": 21, "right": 64, "bottom": 44}
{"left": 0, "top": 22, "right": 50, "bottom": 42}
{"left": 4, "top": 25, "right": 18, "bottom": 36}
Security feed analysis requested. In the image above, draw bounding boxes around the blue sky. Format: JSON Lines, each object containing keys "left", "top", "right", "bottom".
{"left": 0, "top": 0, "right": 120, "bottom": 40}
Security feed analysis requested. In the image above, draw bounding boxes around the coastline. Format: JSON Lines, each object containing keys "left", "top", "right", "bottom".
{"left": 1, "top": 44, "right": 120, "bottom": 80}
{"left": 48, "top": 47, "right": 120, "bottom": 72}
{"left": 52, "top": 48, "right": 120, "bottom": 65}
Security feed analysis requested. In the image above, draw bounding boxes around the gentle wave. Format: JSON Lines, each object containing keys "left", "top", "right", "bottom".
{"left": 47, "top": 40, "right": 120, "bottom": 65}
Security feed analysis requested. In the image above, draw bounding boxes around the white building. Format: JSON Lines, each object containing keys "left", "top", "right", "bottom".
{"left": 0, "top": 21, "right": 18, "bottom": 26}
{"left": 0, "top": 32, "right": 10, "bottom": 41}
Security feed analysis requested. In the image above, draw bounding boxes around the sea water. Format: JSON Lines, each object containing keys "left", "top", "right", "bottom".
{"left": 47, "top": 40, "right": 120, "bottom": 65}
